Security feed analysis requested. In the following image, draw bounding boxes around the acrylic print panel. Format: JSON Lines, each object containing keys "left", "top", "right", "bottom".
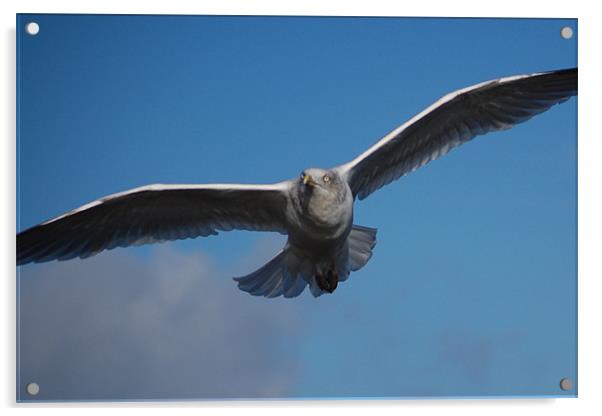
{"left": 16, "top": 14, "right": 577, "bottom": 401}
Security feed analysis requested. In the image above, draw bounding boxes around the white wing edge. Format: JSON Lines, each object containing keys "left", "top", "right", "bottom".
{"left": 41, "top": 181, "right": 292, "bottom": 226}
{"left": 335, "top": 71, "right": 543, "bottom": 180}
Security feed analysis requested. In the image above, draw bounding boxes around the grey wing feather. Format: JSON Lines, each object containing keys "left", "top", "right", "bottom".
{"left": 17, "top": 182, "right": 291, "bottom": 265}
{"left": 336, "top": 68, "right": 577, "bottom": 200}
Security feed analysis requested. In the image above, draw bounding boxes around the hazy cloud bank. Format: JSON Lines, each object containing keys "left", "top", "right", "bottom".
{"left": 18, "top": 243, "right": 305, "bottom": 401}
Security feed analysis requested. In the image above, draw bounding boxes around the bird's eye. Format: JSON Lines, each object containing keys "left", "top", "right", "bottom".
{"left": 323, "top": 175, "right": 331, "bottom": 183}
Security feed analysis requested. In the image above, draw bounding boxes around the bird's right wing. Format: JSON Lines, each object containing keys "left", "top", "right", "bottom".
{"left": 17, "top": 182, "right": 292, "bottom": 265}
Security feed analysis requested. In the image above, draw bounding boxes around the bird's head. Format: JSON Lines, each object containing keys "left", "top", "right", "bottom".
{"left": 295, "top": 168, "right": 352, "bottom": 225}
{"left": 300, "top": 168, "right": 336, "bottom": 189}
{"left": 297, "top": 168, "right": 346, "bottom": 200}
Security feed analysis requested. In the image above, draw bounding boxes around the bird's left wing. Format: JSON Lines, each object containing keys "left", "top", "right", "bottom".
{"left": 335, "top": 68, "right": 577, "bottom": 200}
{"left": 17, "top": 182, "right": 292, "bottom": 265}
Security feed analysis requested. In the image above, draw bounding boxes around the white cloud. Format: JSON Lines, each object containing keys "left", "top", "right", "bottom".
{"left": 17, "top": 243, "right": 305, "bottom": 401}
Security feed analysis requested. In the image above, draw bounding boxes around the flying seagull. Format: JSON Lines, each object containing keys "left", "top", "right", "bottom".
{"left": 17, "top": 68, "right": 577, "bottom": 298}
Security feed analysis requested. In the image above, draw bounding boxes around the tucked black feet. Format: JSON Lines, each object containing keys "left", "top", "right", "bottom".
{"left": 327, "top": 268, "right": 338, "bottom": 292}
{"left": 316, "top": 268, "right": 338, "bottom": 293}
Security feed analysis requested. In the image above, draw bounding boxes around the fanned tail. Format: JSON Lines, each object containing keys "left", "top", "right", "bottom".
{"left": 233, "top": 225, "right": 377, "bottom": 299}
{"left": 233, "top": 247, "right": 309, "bottom": 299}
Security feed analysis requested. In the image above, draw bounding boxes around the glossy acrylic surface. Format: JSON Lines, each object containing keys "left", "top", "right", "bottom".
{"left": 17, "top": 14, "right": 577, "bottom": 401}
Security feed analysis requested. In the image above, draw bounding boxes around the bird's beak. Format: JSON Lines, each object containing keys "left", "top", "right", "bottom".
{"left": 303, "top": 173, "right": 317, "bottom": 188}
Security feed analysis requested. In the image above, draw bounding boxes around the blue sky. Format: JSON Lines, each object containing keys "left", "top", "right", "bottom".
{"left": 17, "top": 15, "right": 577, "bottom": 401}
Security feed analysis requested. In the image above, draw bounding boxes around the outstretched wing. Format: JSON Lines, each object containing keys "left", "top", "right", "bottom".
{"left": 17, "top": 182, "right": 291, "bottom": 265}
{"left": 336, "top": 68, "right": 577, "bottom": 200}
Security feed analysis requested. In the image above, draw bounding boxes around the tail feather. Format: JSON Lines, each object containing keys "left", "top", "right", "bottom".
{"left": 233, "top": 225, "right": 377, "bottom": 299}
{"left": 308, "top": 276, "right": 325, "bottom": 297}
{"left": 234, "top": 249, "right": 311, "bottom": 298}
{"left": 348, "top": 225, "right": 377, "bottom": 272}
{"left": 234, "top": 251, "right": 283, "bottom": 294}
{"left": 234, "top": 250, "right": 286, "bottom": 295}
{"left": 283, "top": 272, "right": 308, "bottom": 298}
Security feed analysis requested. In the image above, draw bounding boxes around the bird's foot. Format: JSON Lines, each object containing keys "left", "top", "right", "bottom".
{"left": 316, "top": 268, "right": 338, "bottom": 293}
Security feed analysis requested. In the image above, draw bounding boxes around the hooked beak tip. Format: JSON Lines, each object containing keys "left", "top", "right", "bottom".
{"left": 303, "top": 174, "right": 316, "bottom": 187}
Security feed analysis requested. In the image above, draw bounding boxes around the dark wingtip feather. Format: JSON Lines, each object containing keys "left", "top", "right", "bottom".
{"left": 535, "top": 67, "right": 577, "bottom": 95}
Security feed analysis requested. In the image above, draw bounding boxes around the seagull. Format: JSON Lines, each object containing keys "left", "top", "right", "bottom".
{"left": 17, "top": 68, "right": 577, "bottom": 298}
